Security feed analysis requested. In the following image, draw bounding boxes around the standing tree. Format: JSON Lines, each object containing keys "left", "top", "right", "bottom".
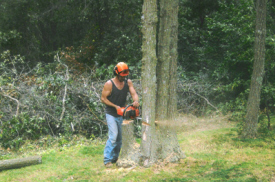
{"left": 118, "top": 0, "right": 184, "bottom": 168}
{"left": 241, "top": 0, "right": 267, "bottom": 138}
{"left": 139, "top": 0, "right": 159, "bottom": 167}
{"left": 155, "top": 0, "right": 185, "bottom": 163}
{"left": 139, "top": 0, "right": 185, "bottom": 167}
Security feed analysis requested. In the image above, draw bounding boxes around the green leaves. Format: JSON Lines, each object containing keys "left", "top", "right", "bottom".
{"left": 0, "top": 113, "right": 48, "bottom": 150}
{"left": 0, "top": 30, "right": 21, "bottom": 44}
{"left": 0, "top": 58, "right": 109, "bottom": 150}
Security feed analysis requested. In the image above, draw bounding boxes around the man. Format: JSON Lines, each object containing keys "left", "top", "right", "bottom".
{"left": 101, "top": 62, "right": 139, "bottom": 167}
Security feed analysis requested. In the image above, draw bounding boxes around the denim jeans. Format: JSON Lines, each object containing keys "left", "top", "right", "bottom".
{"left": 104, "top": 114, "right": 123, "bottom": 164}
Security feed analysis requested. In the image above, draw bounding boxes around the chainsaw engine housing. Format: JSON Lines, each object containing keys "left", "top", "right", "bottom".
{"left": 117, "top": 105, "right": 139, "bottom": 119}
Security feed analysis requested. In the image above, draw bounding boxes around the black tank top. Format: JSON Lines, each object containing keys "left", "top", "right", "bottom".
{"left": 105, "top": 79, "right": 129, "bottom": 117}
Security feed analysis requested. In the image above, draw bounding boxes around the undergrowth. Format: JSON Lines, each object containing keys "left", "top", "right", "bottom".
{"left": 0, "top": 115, "right": 274, "bottom": 182}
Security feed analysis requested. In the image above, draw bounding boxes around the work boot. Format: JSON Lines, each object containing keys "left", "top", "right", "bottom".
{"left": 104, "top": 162, "right": 113, "bottom": 168}
{"left": 111, "top": 158, "right": 118, "bottom": 164}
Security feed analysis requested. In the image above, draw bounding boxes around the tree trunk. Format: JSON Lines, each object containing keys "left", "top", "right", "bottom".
{"left": 156, "top": 0, "right": 179, "bottom": 119}
{"left": 156, "top": 0, "right": 172, "bottom": 120}
{"left": 120, "top": 0, "right": 184, "bottom": 168}
{"left": 241, "top": 0, "right": 266, "bottom": 138}
{"left": 155, "top": 0, "right": 185, "bottom": 163}
{"left": 139, "top": 0, "right": 159, "bottom": 167}
{"left": 167, "top": 0, "right": 179, "bottom": 119}
{"left": 117, "top": 120, "right": 140, "bottom": 168}
{"left": 0, "top": 156, "right": 42, "bottom": 171}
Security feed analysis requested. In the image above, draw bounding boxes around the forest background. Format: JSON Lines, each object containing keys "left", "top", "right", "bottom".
{"left": 0, "top": 0, "right": 275, "bottom": 150}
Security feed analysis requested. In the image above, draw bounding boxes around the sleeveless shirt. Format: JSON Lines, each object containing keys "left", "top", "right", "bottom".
{"left": 105, "top": 79, "right": 129, "bottom": 117}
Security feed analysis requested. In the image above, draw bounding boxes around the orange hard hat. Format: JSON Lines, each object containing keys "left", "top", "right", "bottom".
{"left": 113, "top": 62, "right": 129, "bottom": 76}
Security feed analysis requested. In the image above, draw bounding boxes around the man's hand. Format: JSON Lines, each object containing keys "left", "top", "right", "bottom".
{"left": 115, "top": 105, "right": 121, "bottom": 110}
{"left": 132, "top": 101, "right": 139, "bottom": 107}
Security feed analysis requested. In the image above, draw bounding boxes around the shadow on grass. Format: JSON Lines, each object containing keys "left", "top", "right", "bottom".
{"left": 211, "top": 128, "right": 275, "bottom": 150}
{"left": 78, "top": 145, "right": 104, "bottom": 156}
{"left": 157, "top": 162, "right": 258, "bottom": 182}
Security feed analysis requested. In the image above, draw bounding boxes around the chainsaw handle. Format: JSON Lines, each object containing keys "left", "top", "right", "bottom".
{"left": 123, "top": 104, "right": 133, "bottom": 118}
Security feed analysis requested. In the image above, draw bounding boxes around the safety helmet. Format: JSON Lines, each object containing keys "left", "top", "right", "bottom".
{"left": 113, "top": 62, "right": 129, "bottom": 76}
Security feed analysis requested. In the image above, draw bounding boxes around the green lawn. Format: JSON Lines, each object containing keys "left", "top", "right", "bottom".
{"left": 0, "top": 115, "right": 274, "bottom": 182}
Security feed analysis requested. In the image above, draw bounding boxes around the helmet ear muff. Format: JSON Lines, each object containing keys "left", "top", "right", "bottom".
{"left": 113, "top": 66, "right": 118, "bottom": 76}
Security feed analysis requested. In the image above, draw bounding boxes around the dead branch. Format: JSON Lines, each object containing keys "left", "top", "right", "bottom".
{"left": 56, "top": 53, "right": 69, "bottom": 121}
{"left": 0, "top": 87, "right": 20, "bottom": 117}
{"left": 191, "top": 92, "right": 219, "bottom": 112}
{"left": 79, "top": 95, "right": 107, "bottom": 125}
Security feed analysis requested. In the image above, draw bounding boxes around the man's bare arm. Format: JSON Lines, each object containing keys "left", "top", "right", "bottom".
{"left": 128, "top": 79, "right": 139, "bottom": 107}
{"left": 101, "top": 81, "right": 120, "bottom": 110}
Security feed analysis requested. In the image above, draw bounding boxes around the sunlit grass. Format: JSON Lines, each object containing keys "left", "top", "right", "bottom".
{"left": 176, "top": 115, "right": 275, "bottom": 182}
{"left": 0, "top": 114, "right": 274, "bottom": 181}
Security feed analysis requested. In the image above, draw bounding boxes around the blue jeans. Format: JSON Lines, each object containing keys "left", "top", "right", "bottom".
{"left": 104, "top": 114, "right": 123, "bottom": 164}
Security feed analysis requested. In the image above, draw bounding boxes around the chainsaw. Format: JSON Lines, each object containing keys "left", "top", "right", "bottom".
{"left": 117, "top": 105, "right": 150, "bottom": 126}
{"left": 117, "top": 104, "right": 140, "bottom": 120}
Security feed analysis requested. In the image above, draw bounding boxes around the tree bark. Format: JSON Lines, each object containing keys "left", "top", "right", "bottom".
{"left": 167, "top": 0, "right": 179, "bottom": 119}
{"left": 156, "top": 0, "right": 179, "bottom": 119}
{"left": 117, "top": 120, "right": 140, "bottom": 168}
{"left": 155, "top": 0, "right": 185, "bottom": 163}
{"left": 0, "top": 156, "right": 42, "bottom": 171}
{"left": 241, "top": 0, "right": 266, "bottom": 138}
{"left": 120, "top": 0, "right": 184, "bottom": 168}
{"left": 139, "top": 0, "right": 159, "bottom": 167}
{"left": 156, "top": 0, "right": 172, "bottom": 120}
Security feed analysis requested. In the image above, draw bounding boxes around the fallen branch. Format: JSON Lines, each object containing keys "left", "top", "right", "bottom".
{"left": 0, "top": 156, "right": 42, "bottom": 171}
{"left": 190, "top": 91, "right": 219, "bottom": 112}
{"left": 0, "top": 88, "right": 20, "bottom": 117}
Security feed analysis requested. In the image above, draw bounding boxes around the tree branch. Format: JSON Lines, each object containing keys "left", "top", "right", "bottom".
{"left": 56, "top": 53, "right": 69, "bottom": 121}
{"left": 191, "top": 91, "right": 219, "bottom": 112}
{"left": 0, "top": 87, "right": 20, "bottom": 117}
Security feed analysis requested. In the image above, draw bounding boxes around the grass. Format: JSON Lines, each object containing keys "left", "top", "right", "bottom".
{"left": 0, "top": 114, "right": 274, "bottom": 182}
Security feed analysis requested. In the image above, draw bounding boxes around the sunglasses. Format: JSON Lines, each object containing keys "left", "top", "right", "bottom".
{"left": 118, "top": 69, "right": 129, "bottom": 75}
